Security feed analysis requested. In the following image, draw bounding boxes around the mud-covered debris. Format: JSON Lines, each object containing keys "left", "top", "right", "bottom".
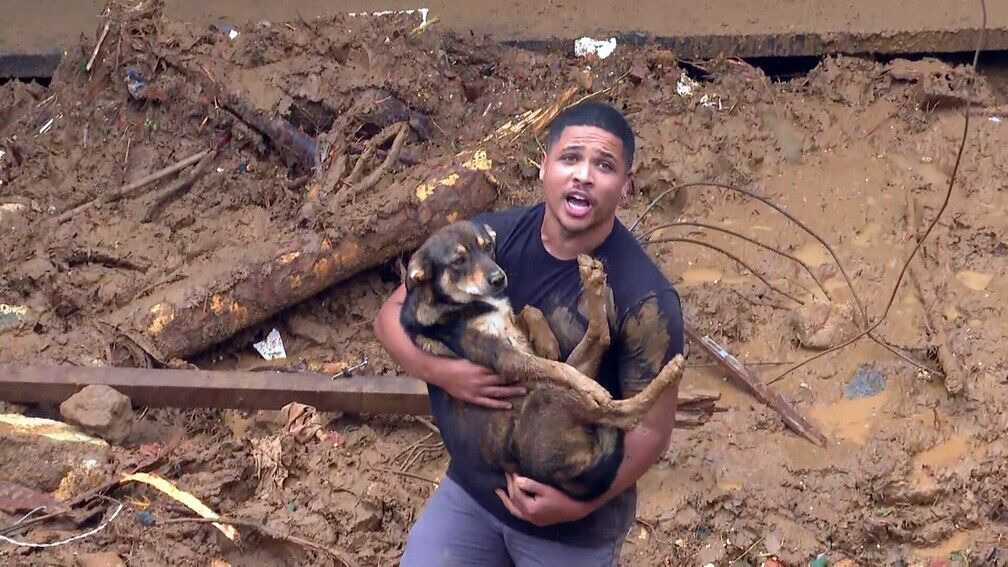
{"left": 0, "top": 480, "right": 65, "bottom": 514}
{"left": 59, "top": 385, "right": 134, "bottom": 444}
{"left": 0, "top": 303, "right": 30, "bottom": 333}
{"left": 792, "top": 300, "right": 862, "bottom": 350}
{"left": 0, "top": 413, "right": 110, "bottom": 492}
{"left": 844, "top": 366, "right": 886, "bottom": 399}
{"left": 76, "top": 552, "right": 127, "bottom": 567}
{"left": 351, "top": 500, "right": 383, "bottom": 533}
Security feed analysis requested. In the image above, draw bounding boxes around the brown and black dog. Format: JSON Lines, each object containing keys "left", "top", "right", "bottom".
{"left": 400, "top": 221, "right": 684, "bottom": 500}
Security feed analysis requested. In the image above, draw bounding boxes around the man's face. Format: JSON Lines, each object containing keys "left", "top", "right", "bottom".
{"left": 540, "top": 125, "right": 631, "bottom": 235}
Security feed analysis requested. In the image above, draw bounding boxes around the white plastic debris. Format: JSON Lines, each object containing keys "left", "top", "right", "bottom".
{"left": 348, "top": 7, "right": 429, "bottom": 25}
{"left": 699, "top": 93, "right": 724, "bottom": 110}
{"left": 676, "top": 72, "right": 698, "bottom": 97}
{"left": 990, "top": 116, "right": 1002, "bottom": 123}
{"left": 253, "top": 328, "right": 287, "bottom": 360}
{"left": 574, "top": 37, "right": 617, "bottom": 60}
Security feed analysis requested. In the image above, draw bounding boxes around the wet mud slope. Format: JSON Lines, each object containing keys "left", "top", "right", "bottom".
{"left": 1, "top": 5, "right": 1007, "bottom": 566}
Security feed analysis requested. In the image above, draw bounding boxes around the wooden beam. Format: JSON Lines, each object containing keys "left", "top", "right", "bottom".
{"left": 0, "top": 365, "right": 431, "bottom": 415}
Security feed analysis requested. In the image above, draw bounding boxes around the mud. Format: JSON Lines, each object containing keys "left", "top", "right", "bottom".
{"left": 2, "top": 5, "right": 1008, "bottom": 567}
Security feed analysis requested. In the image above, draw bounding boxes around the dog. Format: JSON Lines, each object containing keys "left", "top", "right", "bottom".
{"left": 400, "top": 221, "right": 684, "bottom": 500}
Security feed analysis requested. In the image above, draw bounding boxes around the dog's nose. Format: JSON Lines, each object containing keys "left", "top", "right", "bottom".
{"left": 488, "top": 270, "right": 507, "bottom": 291}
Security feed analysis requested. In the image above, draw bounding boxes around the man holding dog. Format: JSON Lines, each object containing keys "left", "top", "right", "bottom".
{"left": 375, "top": 102, "right": 684, "bottom": 566}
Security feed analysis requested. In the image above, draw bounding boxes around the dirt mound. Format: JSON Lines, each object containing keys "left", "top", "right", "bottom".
{"left": 2, "top": 4, "right": 1007, "bottom": 566}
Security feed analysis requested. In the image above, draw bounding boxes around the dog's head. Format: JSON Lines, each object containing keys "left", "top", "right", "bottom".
{"left": 405, "top": 221, "right": 507, "bottom": 303}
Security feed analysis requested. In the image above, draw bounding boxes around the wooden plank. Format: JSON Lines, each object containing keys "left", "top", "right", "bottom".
{"left": 0, "top": 365, "right": 431, "bottom": 415}
{"left": 684, "top": 322, "right": 828, "bottom": 446}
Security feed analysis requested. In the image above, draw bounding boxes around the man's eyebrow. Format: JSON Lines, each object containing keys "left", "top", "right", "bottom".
{"left": 559, "top": 144, "right": 584, "bottom": 152}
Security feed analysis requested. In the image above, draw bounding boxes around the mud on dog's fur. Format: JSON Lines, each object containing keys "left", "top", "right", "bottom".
{"left": 401, "top": 221, "right": 684, "bottom": 501}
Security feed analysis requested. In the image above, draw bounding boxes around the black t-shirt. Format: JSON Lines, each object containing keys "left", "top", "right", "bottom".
{"left": 427, "top": 203, "right": 685, "bottom": 545}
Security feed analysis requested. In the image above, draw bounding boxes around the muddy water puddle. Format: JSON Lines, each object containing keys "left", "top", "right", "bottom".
{"left": 807, "top": 391, "right": 890, "bottom": 445}
{"left": 955, "top": 270, "right": 994, "bottom": 291}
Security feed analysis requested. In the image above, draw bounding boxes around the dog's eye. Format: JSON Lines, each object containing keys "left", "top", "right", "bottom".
{"left": 451, "top": 255, "right": 466, "bottom": 267}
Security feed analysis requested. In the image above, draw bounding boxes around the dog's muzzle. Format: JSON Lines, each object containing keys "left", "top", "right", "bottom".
{"left": 488, "top": 269, "right": 507, "bottom": 293}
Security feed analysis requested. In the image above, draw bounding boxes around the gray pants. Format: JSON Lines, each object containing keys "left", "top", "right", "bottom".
{"left": 401, "top": 476, "right": 621, "bottom": 567}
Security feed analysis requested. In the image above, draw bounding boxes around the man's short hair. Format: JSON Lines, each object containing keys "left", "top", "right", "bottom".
{"left": 545, "top": 101, "right": 635, "bottom": 169}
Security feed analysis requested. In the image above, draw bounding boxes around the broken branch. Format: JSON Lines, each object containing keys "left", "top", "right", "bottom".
{"left": 648, "top": 236, "right": 805, "bottom": 305}
{"left": 55, "top": 149, "right": 212, "bottom": 223}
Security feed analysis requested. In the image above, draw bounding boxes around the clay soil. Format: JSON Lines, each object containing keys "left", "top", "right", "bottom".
{"left": 2, "top": 5, "right": 1008, "bottom": 566}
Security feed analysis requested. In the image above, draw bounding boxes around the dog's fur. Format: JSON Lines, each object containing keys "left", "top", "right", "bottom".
{"left": 400, "top": 221, "right": 684, "bottom": 500}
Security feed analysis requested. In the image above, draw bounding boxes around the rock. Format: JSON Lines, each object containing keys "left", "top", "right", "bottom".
{"left": 810, "top": 555, "right": 829, "bottom": 567}
{"left": 0, "top": 414, "right": 110, "bottom": 492}
{"left": 59, "top": 385, "right": 135, "bottom": 444}
{"left": 76, "top": 552, "right": 126, "bottom": 567}
{"left": 792, "top": 300, "right": 861, "bottom": 350}
{"left": 844, "top": 366, "right": 886, "bottom": 399}
{"left": 350, "top": 500, "right": 383, "bottom": 533}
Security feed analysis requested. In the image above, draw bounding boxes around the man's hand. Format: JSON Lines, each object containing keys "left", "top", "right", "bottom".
{"left": 374, "top": 283, "right": 524, "bottom": 410}
{"left": 437, "top": 358, "right": 526, "bottom": 410}
{"left": 495, "top": 473, "right": 595, "bottom": 527}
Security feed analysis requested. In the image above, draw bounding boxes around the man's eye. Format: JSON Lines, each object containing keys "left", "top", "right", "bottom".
{"left": 599, "top": 161, "right": 614, "bottom": 172}
{"left": 561, "top": 154, "right": 577, "bottom": 163}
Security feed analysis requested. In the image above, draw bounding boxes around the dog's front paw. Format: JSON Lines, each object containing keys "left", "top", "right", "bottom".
{"left": 577, "top": 255, "right": 606, "bottom": 291}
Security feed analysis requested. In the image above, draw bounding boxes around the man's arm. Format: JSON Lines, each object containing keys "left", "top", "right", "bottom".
{"left": 374, "top": 284, "right": 526, "bottom": 409}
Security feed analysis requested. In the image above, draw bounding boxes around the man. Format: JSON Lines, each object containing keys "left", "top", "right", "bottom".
{"left": 374, "top": 101, "right": 684, "bottom": 566}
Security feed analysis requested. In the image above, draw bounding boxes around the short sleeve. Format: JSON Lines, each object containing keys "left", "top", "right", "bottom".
{"left": 616, "top": 288, "right": 685, "bottom": 395}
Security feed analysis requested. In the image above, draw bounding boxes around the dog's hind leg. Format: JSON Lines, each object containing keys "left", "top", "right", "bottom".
{"left": 517, "top": 306, "right": 562, "bottom": 361}
{"left": 591, "top": 355, "right": 686, "bottom": 430}
{"left": 565, "top": 255, "right": 612, "bottom": 377}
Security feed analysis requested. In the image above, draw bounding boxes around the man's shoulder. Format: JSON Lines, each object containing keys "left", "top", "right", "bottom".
{"left": 471, "top": 203, "right": 541, "bottom": 228}
{"left": 471, "top": 203, "right": 543, "bottom": 247}
{"left": 599, "top": 221, "right": 680, "bottom": 321}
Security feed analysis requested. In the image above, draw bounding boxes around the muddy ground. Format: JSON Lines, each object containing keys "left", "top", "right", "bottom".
{"left": 1, "top": 4, "right": 1007, "bottom": 566}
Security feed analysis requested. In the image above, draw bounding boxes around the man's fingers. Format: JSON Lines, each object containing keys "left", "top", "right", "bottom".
{"left": 471, "top": 396, "right": 512, "bottom": 410}
{"left": 481, "top": 386, "right": 527, "bottom": 399}
{"left": 496, "top": 489, "right": 526, "bottom": 520}
{"left": 514, "top": 475, "right": 546, "bottom": 496}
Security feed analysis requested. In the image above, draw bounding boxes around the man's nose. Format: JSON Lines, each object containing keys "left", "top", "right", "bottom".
{"left": 572, "top": 159, "right": 592, "bottom": 184}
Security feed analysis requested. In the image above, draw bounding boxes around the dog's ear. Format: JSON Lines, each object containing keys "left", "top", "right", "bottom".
{"left": 405, "top": 253, "right": 430, "bottom": 291}
{"left": 482, "top": 224, "right": 497, "bottom": 246}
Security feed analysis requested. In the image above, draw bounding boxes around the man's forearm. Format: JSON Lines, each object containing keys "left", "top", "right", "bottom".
{"left": 587, "top": 388, "right": 677, "bottom": 509}
{"left": 374, "top": 285, "right": 446, "bottom": 387}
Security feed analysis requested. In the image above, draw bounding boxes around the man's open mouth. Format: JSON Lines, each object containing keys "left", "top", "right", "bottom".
{"left": 563, "top": 192, "right": 594, "bottom": 218}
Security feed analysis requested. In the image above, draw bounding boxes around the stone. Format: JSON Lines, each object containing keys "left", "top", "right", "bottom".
{"left": 76, "top": 552, "right": 126, "bottom": 567}
{"left": 0, "top": 414, "right": 110, "bottom": 492}
{"left": 59, "top": 385, "right": 135, "bottom": 444}
{"left": 844, "top": 366, "right": 886, "bottom": 399}
{"left": 792, "top": 300, "right": 862, "bottom": 350}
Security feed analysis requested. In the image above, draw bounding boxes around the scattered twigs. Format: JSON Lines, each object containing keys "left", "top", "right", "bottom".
{"left": 632, "top": 182, "right": 864, "bottom": 318}
{"left": 55, "top": 149, "right": 212, "bottom": 223}
{"left": 141, "top": 133, "right": 230, "bottom": 222}
{"left": 904, "top": 199, "right": 963, "bottom": 392}
{"left": 329, "top": 122, "right": 409, "bottom": 206}
{"left": 0, "top": 451, "right": 169, "bottom": 537}
{"left": 159, "top": 515, "right": 351, "bottom": 566}
{"left": 352, "top": 124, "right": 409, "bottom": 196}
{"left": 374, "top": 467, "right": 439, "bottom": 486}
{"left": 685, "top": 323, "right": 827, "bottom": 446}
{"left": 767, "top": 0, "right": 984, "bottom": 386}
{"left": 86, "top": 22, "right": 112, "bottom": 73}
{"left": 641, "top": 221, "right": 830, "bottom": 300}
{"left": 648, "top": 236, "right": 805, "bottom": 305}
{"left": 0, "top": 503, "right": 124, "bottom": 548}
{"left": 63, "top": 248, "right": 149, "bottom": 271}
